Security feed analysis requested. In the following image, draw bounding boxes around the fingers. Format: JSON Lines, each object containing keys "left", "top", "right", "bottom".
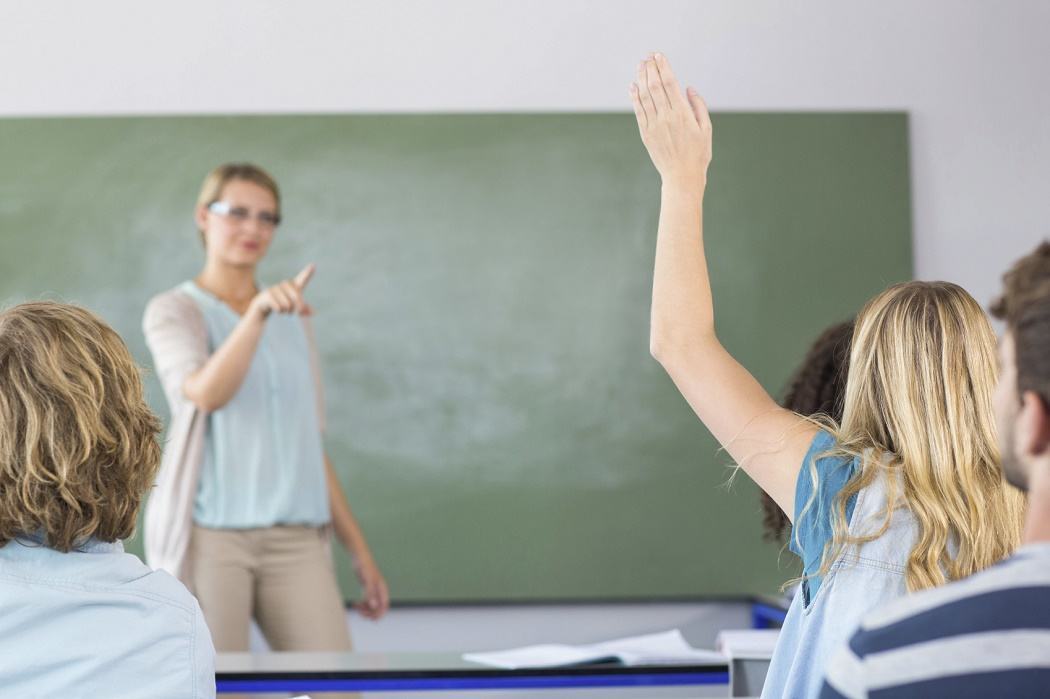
{"left": 629, "top": 83, "right": 648, "bottom": 130}
{"left": 294, "top": 262, "right": 316, "bottom": 291}
{"left": 353, "top": 600, "right": 380, "bottom": 620}
{"left": 355, "top": 577, "right": 388, "bottom": 620}
{"left": 686, "top": 87, "right": 712, "bottom": 130}
{"left": 636, "top": 60, "right": 657, "bottom": 122}
{"left": 267, "top": 287, "right": 289, "bottom": 313}
{"left": 653, "top": 53, "right": 688, "bottom": 111}
{"left": 263, "top": 273, "right": 312, "bottom": 316}
{"left": 377, "top": 578, "right": 390, "bottom": 616}
{"left": 644, "top": 56, "right": 670, "bottom": 112}
{"left": 634, "top": 53, "right": 688, "bottom": 128}
{"left": 364, "top": 588, "right": 382, "bottom": 619}
{"left": 281, "top": 281, "right": 305, "bottom": 313}
{"left": 374, "top": 582, "right": 390, "bottom": 618}
{"left": 267, "top": 283, "right": 296, "bottom": 313}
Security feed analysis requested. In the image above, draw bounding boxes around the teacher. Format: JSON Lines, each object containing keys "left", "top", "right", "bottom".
{"left": 143, "top": 163, "right": 388, "bottom": 653}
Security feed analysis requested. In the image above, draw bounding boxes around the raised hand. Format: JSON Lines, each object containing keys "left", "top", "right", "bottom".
{"left": 249, "top": 263, "right": 316, "bottom": 318}
{"left": 630, "top": 53, "right": 712, "bottom": 188}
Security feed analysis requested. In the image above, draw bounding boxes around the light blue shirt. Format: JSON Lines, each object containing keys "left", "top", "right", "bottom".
{"left": 0, "top": 535, "right": 215, "bottom": 698}
{"left": 183, "top": 281, "right": 330, "bottom": 529}
{"left": 762, "top": 432, "right": 918, "bottom": 698}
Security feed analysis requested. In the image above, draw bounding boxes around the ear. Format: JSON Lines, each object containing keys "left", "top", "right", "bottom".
{"left": 1018, "top": 390, "right": 1050, "bottom": 459}
{"left": 194, "top": 205, "right": 210, "bottom": 236}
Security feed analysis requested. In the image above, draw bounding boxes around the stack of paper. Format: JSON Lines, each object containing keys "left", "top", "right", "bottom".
{"left": 464, "top": 629, "right": 725, "bottom": 669}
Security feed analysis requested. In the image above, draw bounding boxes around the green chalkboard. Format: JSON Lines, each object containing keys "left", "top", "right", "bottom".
{"left": 0, "top": 113, "right": 911, "bottom": 602}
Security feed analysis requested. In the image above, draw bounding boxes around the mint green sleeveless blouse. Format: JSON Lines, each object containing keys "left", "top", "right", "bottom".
{"left": 182, "top": 281, "right": 330, "bottom": 529}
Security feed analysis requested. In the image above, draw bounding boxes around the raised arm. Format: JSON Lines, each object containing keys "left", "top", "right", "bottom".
{"left": 183, "top": 264, "right": 315, "bottom": 412}
{"left": 631, "top": 53, "right": 815, "bottom": 519}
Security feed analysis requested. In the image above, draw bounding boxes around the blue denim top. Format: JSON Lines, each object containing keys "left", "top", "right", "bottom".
{"left": 762, "top": 431, "right": 918, "bottom": 698}
{"left": 790, "top": 430, "right": 859, "bottom": 605}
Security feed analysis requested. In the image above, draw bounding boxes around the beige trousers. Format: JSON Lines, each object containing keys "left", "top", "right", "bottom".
{"left": 189, "top": 525, "right": 353, "bottom": 652}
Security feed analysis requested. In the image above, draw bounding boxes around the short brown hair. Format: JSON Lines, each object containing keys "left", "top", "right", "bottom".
{"left": 0, "top": 302, "right": 162, "bottom": 551}
{"left": 991, "top": 241, "right": 1050, "bottom": 405}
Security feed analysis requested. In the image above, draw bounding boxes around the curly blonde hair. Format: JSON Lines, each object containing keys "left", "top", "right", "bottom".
{"left": 0, "top": 302, "right": 162, "bottom": 552}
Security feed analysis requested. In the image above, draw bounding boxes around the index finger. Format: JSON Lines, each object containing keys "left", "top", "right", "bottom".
{"left": 379, "top": 580, "right": 390, "bottom": 613}
{"left": 293, "top": 263, "right": 316, "bottom": 290}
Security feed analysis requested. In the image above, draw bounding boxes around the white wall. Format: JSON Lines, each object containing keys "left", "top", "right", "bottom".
{"left": 2, "top": 0, "right": 1047, "bottom": 307}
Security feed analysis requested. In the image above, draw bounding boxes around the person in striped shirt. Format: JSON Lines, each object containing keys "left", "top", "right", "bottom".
{"left": 821, "top": 241, "right": 1050, "bottom": 699}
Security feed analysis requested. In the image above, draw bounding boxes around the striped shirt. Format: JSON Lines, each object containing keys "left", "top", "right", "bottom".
{"left": 821, "top": 542, "right": 1050, "bottom": 699}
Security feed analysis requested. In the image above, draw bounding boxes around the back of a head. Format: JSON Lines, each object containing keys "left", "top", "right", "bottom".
{"left": 0, "top": 302, "right": 162, "bottom": 552}
{"left": 832, "top": 281, "right": 1025, "bottom": 590}
{"left": 992, "top": 241, "right": 1050, "bottom": 411}
{"left": 992, "top": 241, "right": 1050, "bottom": 489}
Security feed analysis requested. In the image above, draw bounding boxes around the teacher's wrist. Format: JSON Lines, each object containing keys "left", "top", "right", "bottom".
{"left": 244, "top": 300, "right": 271, "bottom": 324}
{"left": 350, "top": 545, "right": 376, "bottom": 565}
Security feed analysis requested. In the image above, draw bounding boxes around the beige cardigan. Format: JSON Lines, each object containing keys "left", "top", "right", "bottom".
{"left": 142, "top": 285, "right": 326, "bottom": 587}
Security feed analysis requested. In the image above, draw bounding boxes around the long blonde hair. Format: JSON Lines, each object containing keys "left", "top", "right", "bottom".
{"left": 809, "top": 281, "right": 1025, "bottom": 592}
{"left": 0, "top": 302, "right": 162, "bottom": 552}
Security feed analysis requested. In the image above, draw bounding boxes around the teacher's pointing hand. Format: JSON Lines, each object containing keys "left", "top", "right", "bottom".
{"left": 249, "top": 263, "right": 316, "bottom": 318}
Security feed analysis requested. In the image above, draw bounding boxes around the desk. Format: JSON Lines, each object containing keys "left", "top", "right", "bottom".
{"left": 216, "top": 652, "right": 729, "bottom": 694}
{"left": 750, "top": 595, "right": 790, "bottom": 629}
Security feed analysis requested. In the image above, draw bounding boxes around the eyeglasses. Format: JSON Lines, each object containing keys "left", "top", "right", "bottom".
{"left": 208, "top": 201, "right": 281, "bottom": 228}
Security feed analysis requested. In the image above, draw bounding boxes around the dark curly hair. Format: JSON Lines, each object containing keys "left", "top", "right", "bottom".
{"left": 760, "top": 320, "right": 854, "bottom": 543}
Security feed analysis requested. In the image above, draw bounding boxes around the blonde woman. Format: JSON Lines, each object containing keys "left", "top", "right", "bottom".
{"left": 630, "top": 54, "right": 1025, "bottom": 697}
{"left": 0, "top": 302, "right": 214, "bottom": 698}
{"left": 143, "top": 163, "right": 388, "bottom": 658}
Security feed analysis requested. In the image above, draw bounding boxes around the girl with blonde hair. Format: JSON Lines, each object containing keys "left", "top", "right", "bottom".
{"left": 630, "top": 54, "right": 1025, "bottom": 697}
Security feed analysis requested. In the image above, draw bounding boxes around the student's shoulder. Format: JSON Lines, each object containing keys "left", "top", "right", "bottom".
{"left": 797, "top": 430, "right": 856, "bottom": 503}
{"left": 113, "top": 552, "right": 203, "bottom": 616}
{"left": 803, "top": 429, "right": 853, "bottom": 469}
{"left": 113, "top": 555, "right": 216, "bottom": 696}
{"left": 850, "top": 552, "right": 1050, "bottom": 657}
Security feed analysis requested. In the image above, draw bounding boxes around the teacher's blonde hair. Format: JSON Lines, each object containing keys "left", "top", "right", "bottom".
{"left": 195, "top": 162, "right": 281, "bottom": 242}
{"left": 800, "top": 281, "right": 1025, "bottom": 592}
{"left": 0, "top": 302, "right": 162, "bottom": 552}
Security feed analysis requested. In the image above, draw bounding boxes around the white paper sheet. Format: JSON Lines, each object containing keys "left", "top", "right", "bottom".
{"left": 464, "top": 629, "right": 725, "bottom": 669}
{"left": 715, "top": 629, "right": 780, "bottom": 659}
